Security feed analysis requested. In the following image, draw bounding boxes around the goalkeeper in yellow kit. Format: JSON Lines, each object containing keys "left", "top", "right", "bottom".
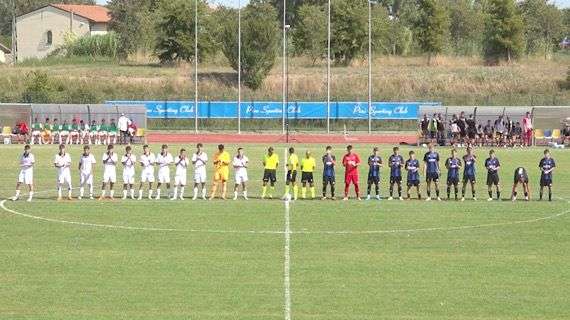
{"left": 210, "top": 144, "right": 231, "bottom": 200}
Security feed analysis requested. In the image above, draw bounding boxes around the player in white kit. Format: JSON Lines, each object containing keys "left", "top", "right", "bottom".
{"left": 54, "top": 144, "right": 73, "bottom": 200}
{"left": 191, "top": 143, "right": 208, "bottom": 200}
{"left": 232, "top": 147, "right": 249, "bottom": 200}
{"left": 155, "top": 144, "right": 173, "bottom": 200}
{"left": 100, "top": 144, "right": 118, "bottom": 200}
{"left": 78, "top": 145, "right": 96, "bottom": 199}
{"left": 121, "top": 145, "right": 137, "bottom": 199}
{"left": 138, "top": 144, "right": 156, "bottom": 200}
{"left": 172, "top": 148, "right": 189, "bottom": 200}
{"left": 12, "top": 145, "right": 35, "bottom": 202}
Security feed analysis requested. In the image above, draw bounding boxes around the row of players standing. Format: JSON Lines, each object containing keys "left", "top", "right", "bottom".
{"left": 12, "top": 143, "right": 556, "bottom": 202}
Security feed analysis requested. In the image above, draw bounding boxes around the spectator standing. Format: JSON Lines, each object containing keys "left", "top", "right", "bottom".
{"left": 494, "top": 115, "right": 506, "bottom": 146}
{"left": 420, "top": 114, "right": 429, "bottom": 139}
{"left": 428, "top": 114, "right": 438, "bottom": 142}
{"left": 522, "top": 112, "right": 533, "bottom": 147}
{"left": 117, "top": 113, "right": 132, "bottom": 145}
{"left": 436, "top": 114, "right": 445, "bottom": 145}
{"left": 457, "top": 112, "right": 467, "bottom": 147}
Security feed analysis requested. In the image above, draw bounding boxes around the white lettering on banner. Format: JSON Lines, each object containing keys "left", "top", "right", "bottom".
{"left": 179, "top": 105, "right": 195, "bottom": 113}
{"left": 246, "top": 104, "right": 301, "bottom": 115}
{"left": 352, "top": 104, "right": 410, "bottom": 117}
{"left": 154, "top": 104, "right": 179, "bottom": 115}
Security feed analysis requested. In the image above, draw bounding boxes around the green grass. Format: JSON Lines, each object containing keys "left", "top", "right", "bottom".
{"left": 0, "top": 144, "right": 568, "bottom": 319}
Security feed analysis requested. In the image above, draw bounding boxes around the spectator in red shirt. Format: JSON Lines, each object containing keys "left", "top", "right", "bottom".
{"left": 342, "top": 145, "right": 361, "bottom": 200}
{"left": 522, "top": 112, "right": 533, "bottom": 147}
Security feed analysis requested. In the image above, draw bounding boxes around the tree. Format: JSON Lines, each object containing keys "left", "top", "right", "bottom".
{"left": 292, "top": 4, "right": 326, "bottom": 65}
{"left": 416, "top": 0, "right": 450, "bottom": 64}
{"left": 220, "top": 2, "right": 280, "bottom": 90}
{"left": 448, "top": 0, "right": 485, "bottom": 55}
{"left": 519, "top": 0, "right": 564, "bottom": 59}
{"left": 108, "top": 0, "right": 148, "bottom": 60}
{"left": 483, "top": 0, "right": 525, "bottom": 64}
{"left": 154, "top": 0, "right": 215, "bottom": 64}
{"left": 330, "top": 0, "right": 368, "bottom": 65}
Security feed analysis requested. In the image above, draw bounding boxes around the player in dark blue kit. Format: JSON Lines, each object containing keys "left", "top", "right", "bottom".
{"left": 423, "top": 143, "right": 441, "bottom": 201}
{"left": 445, "top": 149, "right": 462, "bottom": 200}
{"left": 388, "top": 147, "right": 405, "bottom": 200}
{"left": 511, "top": 166, "right": 529, "bottom": 201}
{"left": 538, "top": 149, "right": 556, "bottom": 201}
{"left": 485, "top": 149, "right": 501, "bottom": 201}
{"left": 322, "top": 146, "right": 336, "bottom": 200}
{"left": 461, "top": 147, "right": 477, "bottom": 201}
{"left": 405, "top": 151, "right": 421, "bottom": 200}
{"left": 366, "top": 147, "right": 382, "bottom": 200}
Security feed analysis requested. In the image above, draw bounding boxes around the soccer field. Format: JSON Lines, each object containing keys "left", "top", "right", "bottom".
{"left": 0, "top": 143, "right": 568, "bottom": 320}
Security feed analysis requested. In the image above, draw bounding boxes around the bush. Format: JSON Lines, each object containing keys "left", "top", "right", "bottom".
{"left": 58, "top": 32, "right": 119, "bottom": 58}
{"left": 21, "top": 71, "right": 63, "bottom": 103}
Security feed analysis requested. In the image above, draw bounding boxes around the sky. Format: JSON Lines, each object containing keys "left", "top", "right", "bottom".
{"left": 95, "top": 0, "right": 570, "bottom": 8}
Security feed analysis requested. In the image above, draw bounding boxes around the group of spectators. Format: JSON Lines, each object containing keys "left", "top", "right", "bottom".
{"left": 420, "top": 112, "right": 537, "bottom": 147}
{"left": 10, "top": 113, "right": 138, "bottom": 145}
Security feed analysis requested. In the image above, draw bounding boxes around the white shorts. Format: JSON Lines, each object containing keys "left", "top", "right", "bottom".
{"left": 141, "top": 167, "right": 155, "bottom": 183}
{"left": 123, "top": 168, "right": 135, "bottom": 184}
{"left": 70, "top": 131, "right": 79, "bottom": 136}
{"left": 99, "top": 131, "right": 108, "bottom": 136}
{"left": 18, "top": 169, "right": 33, "bottom": 185}
{"left": 32, "top": 130, "right": 41, "bottom": 136}
{"left": 108, "top": 132, "right": 117, "bottom": 136}
{"left": 235, "top": 171, "right": 248, "bottom": 184}
{"left": 80, "top": 172, "right": 93, "bottom": 185}
{"left": 58, "top": 172, "right": 72, "bottom": 186}
{"left": 158, "top": 167, "right": 171, "bottom": 184}
{"left": 175, "top": 173, "right": 187, "bottom": 186}
{"left": 60, "top": 131, "right": 69, "bottom": 136}
{"left": 194, "top": 170, "right": 207, "bottom": 183}
{"left": 103, "top": 168, "right": 117, "bottom": 183}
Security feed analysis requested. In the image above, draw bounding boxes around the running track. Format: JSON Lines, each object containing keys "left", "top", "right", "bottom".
{"left": 147, "top": 133, "right": 417, "bottom": 145}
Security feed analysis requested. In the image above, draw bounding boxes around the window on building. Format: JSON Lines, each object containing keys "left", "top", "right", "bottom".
{"left": 46, "top": 30, "right": 52, "bottom": 46}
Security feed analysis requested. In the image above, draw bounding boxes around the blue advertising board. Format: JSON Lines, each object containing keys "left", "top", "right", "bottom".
{"left": 106, "top": 101, "right": 440, "bottom": 120}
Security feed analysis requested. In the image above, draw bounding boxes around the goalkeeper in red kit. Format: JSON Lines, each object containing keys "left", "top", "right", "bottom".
{"left": 342, "top": 145, "right": 361, "bottom": 200}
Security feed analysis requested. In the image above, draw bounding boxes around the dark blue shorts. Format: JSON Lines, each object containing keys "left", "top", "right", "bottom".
{"left": 426, "top": 172, "right": 439, "bottom": 182}
{"left": 407, "top": 179, "right": 420, "bottom": 187}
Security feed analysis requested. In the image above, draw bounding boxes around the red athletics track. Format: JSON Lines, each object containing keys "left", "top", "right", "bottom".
{"left": 147, "top": 132, "right": 417, "bottom": 145}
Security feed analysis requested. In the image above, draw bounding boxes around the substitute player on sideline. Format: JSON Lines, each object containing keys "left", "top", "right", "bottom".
{"left": 54, "top": 144, "right": 72, "bottom": 201}
{"left": 342, "top": 145, "right": 361, "bottom": 201}
{"left": 485, "top": 149, "right": 501, "bottom": 201}
{"left": 210, "top": 144, "right": 231, "bottom": 200}
{"left": 284, "top": 147, "right": 299, "bottom": 201}
{"left": 366, "top": 147, "right": 382, "bottom": 200}
{"left": 405, "top": 151, "right": 422, "bottom": 200}
{"left": 172, "top": 148, "right": 189, "bottom": 200}
{"left": 138, "top": 144, "right": 156, "bottom": 200}
{"left": 322, "top": 146, "right": 336, "bottom": 200}
{"left": 232, "top": 147, "right": 249, "bottom": 200}
{"left": 78, "top": 145, "right": 96, "bottom": 200}
{"left": 511, "top": 167, "right": 530, "bottom": 201}
{"left": 538, "top": 149, "right": 556, "bottom": 201}
{"left": 191, "top": 143, "right": 208, "bottom": 200}
{"left": 387, "top": 147, "right": 404, "bottom": 201}
{"left": 423, "top": 143, "right": 441, "bottom": 201}
{"left": 100, "top": 144, "right": 118, "bottom": 200}
{"left": 461, "top": 147, "right": 477, "bottom": 201}
{"left": 155, "top": 144, "right": 173, "bottom": 200}
{"left": 445, "top": 149, "right": 462, "bottom": 201}
{"left": 300, "top": 150, "right": 316, "bottom": 199}
{"left": 121, "top": 145, "right": 137, "bottom": 200}
{"left": 12, "top": 145, "right": 35, "bottom": 202}
{"left": 262, "top": 147, "right": 279, "bottom": 199}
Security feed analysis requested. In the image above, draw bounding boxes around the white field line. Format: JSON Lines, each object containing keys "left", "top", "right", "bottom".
{"left": 0, "top": 198, "right": 567, "bottom": 236}
{"left": 283, "top": 199, "right": 292, "bottom": 320}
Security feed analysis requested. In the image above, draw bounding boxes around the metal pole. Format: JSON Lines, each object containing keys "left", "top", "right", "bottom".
{"left": 326, "top": 0, "right": 331, "bottom": 134}
{"left": 194, "top": 0, "right": 199, "bottom": 133}
{"left": 11, "top": 0, "right": 17, "bottom": 64}
{"left": 237, "top": 0, "right": 241, "bottom": 134}
{"left": 285, "top": 26, "right": 289, "bottom": 144}
{"left": 282, "top": 0, "right": 287, "bottom": 135}
{"left": 368, "top": 0, "right": 372, "bottom": 134}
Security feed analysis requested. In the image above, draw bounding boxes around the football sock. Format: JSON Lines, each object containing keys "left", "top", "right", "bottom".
{"left": 123, "top": 190, "right": 128, "bottom": 198}
{"left": 156, "top": 189, "right": 161, "bottom": 199}
{"left": 488, "top": 190, "right": 492, "bottom": 198}
{"left": 284, "top": 185, "right": 290, "bottom": 196}
{"left": 15, "top": 190, "right": 21, "bottom": 198}
{"left": 193, "top": 187, "right": 198, "bottom": 198}
{"left": 293, "top": 186, "right": 298, "bottom": 199}
{"left": 447, "top": 186, "right": 451, "bottom": 199}
{"left": 497, "top": 191, "right": 501, "bottom": 200}
{"left": 28, "top": 192, "right": 33, "bottom": 201}
{"left": 173, "top": 187, "right": 178, "bottom": 199}
{"left": 243, "top": 190, "right": 247, "bottom": 198}
{"left": 310, "top": 187, "right": 315, "bottom": 198}
{"left": 110, "top": 190, "right": 114, "bottom": 198}
{"left": 302, "top": 187, "right": 306, "bottom": 199}
{"left": 330, "top": 184, "right": 335, "bottom": 197}
{"left": 79, "top": 187, "right": 84, "bottom": 197}
{"left": 201, "top": 188, "right": 206, "bottom": 198}
{"left": 454, "top": 186, "right": 458, "bottom": 199}
{"left": 130, "top": 188, "right": 134, "bottom": 198}
{"left": 375, "top": 184, "right": 379, "bottom": 196}
{"left": 101, "top": 190, "right": 106, "bottom": 198}
{"left": 398, "top": 185, "right": 402, "bottom": 197}
{"left": 180, "top": 187, "right": 184, "bottom": 198}
{"left": 269, "top": 186, "right": 275, "bottom": 197}
{"left": 262, "top": 186, "right": 267, "bottom": 197}
{"left": 389, "top": 184, "right": 394, "bottom": 197}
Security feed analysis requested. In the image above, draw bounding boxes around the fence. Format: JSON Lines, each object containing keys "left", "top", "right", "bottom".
{"left": 107, "top": 100, "right": 441, "bottom": 133}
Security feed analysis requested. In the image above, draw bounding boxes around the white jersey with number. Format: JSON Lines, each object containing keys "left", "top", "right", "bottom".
{"left": 174, "top": 156, "right": 190, "bottom": 186}
{"left": 122, "top": 154, "right": 137, "bottom": 184}
{"left": 233, "top": 155, "right": 249, "bottom": 184}
{"left": 139, "top": 153, "right": 156, "bottom": 183}
{"left": 156, "top": 152, "right": 173, "bottom": 183}
{"left": 54, "top": 153, "right": 72, "bottom": 185}
{"left": 102, "top": 152, "right": 118, "bottom": 183}
{"left": 192, "top": 152, "right": 208, "bottom": 183}
{"left": 79, "top": 153, "right": 97, "bottom": 185}
{"left": 18, "top": 153, "right": 35, "bottom": 184}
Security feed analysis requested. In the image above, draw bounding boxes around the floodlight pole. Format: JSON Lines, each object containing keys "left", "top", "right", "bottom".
{"left": 237, "top": 0, "right": 242, "bottom": 134}
{"left": 194, "top": 0, "right": 199, "bottom": 133}
{"left": 368, "top": 0, "right": 373, "bottom": 135}
{"left": 326, "top": 0, "right": 331, "bottom": 134}
{"left": 285, "top": 24, "right": 290, "bottom": 144}
{"left": 11, "top": 0, "right": 17, "bottom": 65}
{"left": 282, "top": 0, "right": 287, "bottom": 135}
